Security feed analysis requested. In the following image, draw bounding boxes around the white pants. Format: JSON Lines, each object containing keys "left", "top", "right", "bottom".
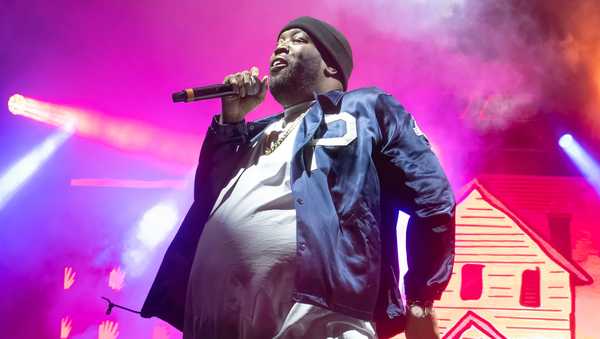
{"left": 273, "top": 303, "right": 377, "bottom": 339}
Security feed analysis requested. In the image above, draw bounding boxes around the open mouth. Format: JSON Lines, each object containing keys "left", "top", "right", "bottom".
{"left": 270, "top": 58, "right": 288, "bottom": 72}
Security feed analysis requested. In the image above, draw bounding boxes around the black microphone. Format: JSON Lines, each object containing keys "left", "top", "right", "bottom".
{"left": 172, "top": 84, "right": 236, "bottom": 103}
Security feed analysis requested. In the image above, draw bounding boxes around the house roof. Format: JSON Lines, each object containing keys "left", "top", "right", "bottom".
{"left": 443, "top": 310, "right": 507, "bottom": 339}
{"left": 474, "top": 174, "right": 600, "bottom": 246}
{"left": 457, "top": 179, "right": 593, "bottom": 285}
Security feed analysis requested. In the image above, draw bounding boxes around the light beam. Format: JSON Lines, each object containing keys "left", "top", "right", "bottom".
{"left": 122, "top": 201, "right": 180, "bottom": 277}
{"left": 559, "top": 133, "right": 600, "bottom": 194}
{"left": 69, "top": 178, "right": 186, "bottom": 189}
{"left": 136, "top": 203, "right": 179, "bottom": 248}
{"left": 8, "top": 93, "right": 199, "bottom": 166}
{"left": 0, "top": 127, "right": 73, "bottom": 210}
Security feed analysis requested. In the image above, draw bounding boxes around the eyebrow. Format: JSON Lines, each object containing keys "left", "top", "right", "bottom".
{"left": 278, "top": 29, "right": 307, "bottom": 40}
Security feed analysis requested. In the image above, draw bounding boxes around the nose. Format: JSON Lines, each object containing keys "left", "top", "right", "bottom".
{"left": 274, "top": 43, "right": 289, "bottom": 56}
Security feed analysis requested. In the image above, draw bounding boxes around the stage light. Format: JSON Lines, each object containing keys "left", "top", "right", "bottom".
{"left": 122, "top": 201, "right": 180, "bottom": 277}
{"left": 69, "top": 178, "right": 186, "bottom": 189}
{"left": 136, "top": 203, "right": 179, "bottom": 248}
{"left": 0, "top": 127, "right": 73, "bottom": 210}
{"left": 8, "top": 93, "right": 199, "bottom": 165}
{"left": 558, "top": 133, "right": 573, "bottom": 148}
{"left": 559, "top": 133, "right": 600, "bottom": 193}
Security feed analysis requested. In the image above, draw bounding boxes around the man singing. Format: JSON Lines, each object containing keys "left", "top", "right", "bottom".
{"left": 141, "top": 16, "right": 455, "bottom": 339}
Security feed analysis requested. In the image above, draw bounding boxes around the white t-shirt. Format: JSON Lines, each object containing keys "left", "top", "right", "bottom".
{"left": 184, "top": 107, "right": 305, "bottom": 338}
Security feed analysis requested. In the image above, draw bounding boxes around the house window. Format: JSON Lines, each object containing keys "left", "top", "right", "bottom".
{"left": 460, "top": 264, "right": 484, "bottom": 300}
{"left": 520, "top": 267, "right": 541, "bottom": 307}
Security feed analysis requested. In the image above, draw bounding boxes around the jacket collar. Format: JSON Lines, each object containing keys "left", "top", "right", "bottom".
{"left": 290, "top": 90, "right": 346, "bottom": 180}
{"left": 297, "top": 89, "right": 347, "bottom": 149}
{"left": 314, "top": 89, "right": 345, "bottom": 114}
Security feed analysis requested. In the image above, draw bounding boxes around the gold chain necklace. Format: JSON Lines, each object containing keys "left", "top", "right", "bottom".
{"left": 264, "top": 112, "right": 306, "bottom": 155}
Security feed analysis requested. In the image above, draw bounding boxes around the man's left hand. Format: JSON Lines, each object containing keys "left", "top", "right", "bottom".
{"left": 405, "top": 305, "right": 440, "bottom": 339}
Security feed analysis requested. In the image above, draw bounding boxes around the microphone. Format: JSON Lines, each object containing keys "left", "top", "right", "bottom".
{"left": 172, "top": 84, "right": 236, "bottom": 103}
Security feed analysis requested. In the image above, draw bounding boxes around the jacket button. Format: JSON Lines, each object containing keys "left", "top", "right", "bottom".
{"left": 297, "top": 198, "right": 304, "bottom": 205}
{"left": 249, "top": 125, "right": 255, "bottom": 130}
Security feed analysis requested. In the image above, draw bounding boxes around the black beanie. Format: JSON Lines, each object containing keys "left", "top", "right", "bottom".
{"left": 280, "top": 16, "right": 353, "bottom": 90}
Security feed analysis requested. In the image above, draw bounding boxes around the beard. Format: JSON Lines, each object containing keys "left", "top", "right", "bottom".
{"left": 269, "top": 56, "right": 322, "bottom": 106}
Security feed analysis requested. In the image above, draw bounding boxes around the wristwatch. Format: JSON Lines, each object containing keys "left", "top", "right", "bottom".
{"left": 407, "top": 299, "right": 433, "bottom": 318}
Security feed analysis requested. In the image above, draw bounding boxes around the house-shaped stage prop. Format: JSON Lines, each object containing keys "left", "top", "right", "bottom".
{"left": 432, "top": 179, "right": 593, "bottom": 339}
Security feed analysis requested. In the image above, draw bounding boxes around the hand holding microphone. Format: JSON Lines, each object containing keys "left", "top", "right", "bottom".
{"left": 170, "top": 66, "right": 268, "bottom": 123}
{"left": 220, "top": 66, "right": 268, "bottom": 123}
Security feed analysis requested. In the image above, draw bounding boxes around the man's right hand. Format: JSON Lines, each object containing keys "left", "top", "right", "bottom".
{"left": 221, "top": 66, "right": 268, "bottom": 123}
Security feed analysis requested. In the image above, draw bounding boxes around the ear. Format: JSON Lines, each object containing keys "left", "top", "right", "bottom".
{"left": 324, "top": 65, "right": 339, "bottom": 77}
